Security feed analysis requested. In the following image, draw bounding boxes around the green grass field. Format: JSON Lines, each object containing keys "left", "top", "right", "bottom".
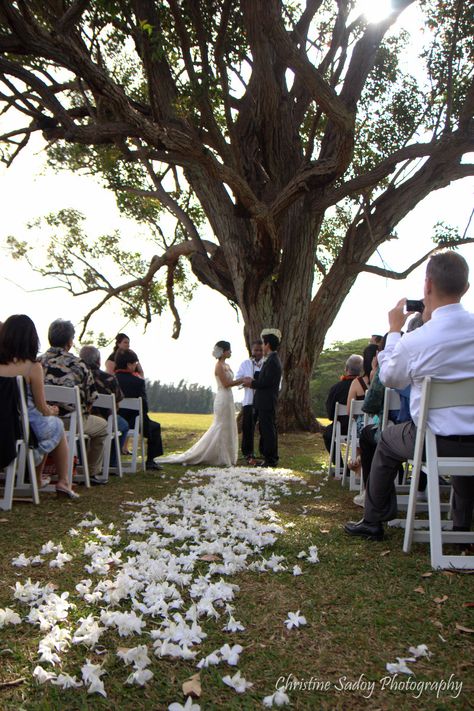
{"left": 0, "top": 413, "right": 472, "bottom": 710}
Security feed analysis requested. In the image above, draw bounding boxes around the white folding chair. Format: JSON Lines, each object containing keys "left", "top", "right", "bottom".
{"left": 0, "top": 376, "right": 40, "bottom": 510}
{"left": 381, "top": 388, "right": 411, "bottom": 493}
{"left": 327, "top": 402, "right": 348, "bottom": 479}
{"left": 94, "top": 393, "right": 123, "bottom": 481}
{"left": 44, "top": 384, "right": 90, "bottom": 488}
{"left": 403, "top": 376, "right": 474, "bottom": 569}
{"left": 341, "top": 400, "right": 368, "bottom": 490}
{"left": 119, "top": 397, "right": 146, "bottom": 474}
{"left": 381, "top": 388, "right": 401, "bottom": 431}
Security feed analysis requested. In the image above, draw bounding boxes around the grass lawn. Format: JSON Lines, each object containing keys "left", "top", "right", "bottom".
{"left": 0, "top": 414, "right": 472, "bottom": 710}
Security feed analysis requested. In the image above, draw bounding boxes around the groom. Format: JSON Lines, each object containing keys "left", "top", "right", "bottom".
{"left": 243, "top": 329, "right": 282, "bottom": 467}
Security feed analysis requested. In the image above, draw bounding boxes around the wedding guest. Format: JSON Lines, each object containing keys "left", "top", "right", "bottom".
{"left": 346, "top": 344, "right": 378, "bottom": 425}
{"left": 345, "top": 344, "right": 378, "bottom": 477}
{"left": 243, "top": 329, "right": 282, "bottom": 468}
{"left": 41, "top": 319, "right": 108, "bottom": 485}
{"left": 354, "top": 320, "right": 426, "bottom": 508}
{"left": 115, "top": 349, "right": 164, "bottom": 471}
{"left": 345, "top": 251, "right": 474, "bottom": 540}
{"left": 236, "top": 339, "right": 264, "bottom": 464}
{"left": 105, "top": 333, "right": 144, "bottom": 377}
{"left": 79, "top": 345, "right": 130, "bottom": 466}
{"left": 322, "top": 354, "right": 363, "bottom": 467}
{"left": 0, "top": 314, "right": 78, "bottom": 498}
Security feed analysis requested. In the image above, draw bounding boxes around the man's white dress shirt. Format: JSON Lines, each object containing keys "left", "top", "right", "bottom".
{"left": 236, "top": 358, "right": 263, "bottom": 406}
{"left": 378, "top": 303, "right": 474, "bottom": 435}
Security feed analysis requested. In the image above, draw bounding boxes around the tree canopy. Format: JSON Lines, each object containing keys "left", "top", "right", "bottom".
{"left": 1, "top": 0, "right": 473, "bottom": 428}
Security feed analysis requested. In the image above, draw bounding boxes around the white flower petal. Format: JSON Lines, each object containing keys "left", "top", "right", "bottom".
{"left": 52, "top": 673, "right": 83, "bottom": 689}
{"left": 263, "top": 688, "right": 290, "bottom": 707}
{"left": 222, "top": 670, "right": 253, "bottom": 693}
{"left": 33, "top": 666, "right": 57, "bottom": 684}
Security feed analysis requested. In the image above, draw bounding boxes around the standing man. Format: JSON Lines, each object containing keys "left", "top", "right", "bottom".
{"left": 236, "top": 339, "right": 264, "bottom": 464}
{"left": 345, "top": 251, "right": 474, "bottom": 540}
{"left": 243, "top": 329, "right": 282, "bottom": 468}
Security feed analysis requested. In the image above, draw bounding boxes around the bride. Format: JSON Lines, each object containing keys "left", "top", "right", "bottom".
{"left": 157, "top": 341, "right": 243, "bottom": 467}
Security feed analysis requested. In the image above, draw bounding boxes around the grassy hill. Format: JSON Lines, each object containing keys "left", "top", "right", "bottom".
{"left": 310, "top": 338, "right": 368, "bottom": 417}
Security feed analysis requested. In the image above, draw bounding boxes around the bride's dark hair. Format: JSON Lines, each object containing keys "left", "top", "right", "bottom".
{"left": 215, "top": 340, "right": 231, "bottom": 351}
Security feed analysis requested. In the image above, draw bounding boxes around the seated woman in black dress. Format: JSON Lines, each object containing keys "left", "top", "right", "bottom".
{"left": 115, "top": 349, "right": 163, "bottom": 471}
{"left": 105, "top": 333, "right": 144, "bottom": 378}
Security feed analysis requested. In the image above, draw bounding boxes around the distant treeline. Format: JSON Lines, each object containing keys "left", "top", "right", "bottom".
{"left": 146, "top": 379, "right": 214, "bottom": 414}
{"left": 310, "top": 338, "right": 368, "bottom": 417}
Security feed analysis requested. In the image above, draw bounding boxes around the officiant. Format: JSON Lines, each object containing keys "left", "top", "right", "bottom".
{"left": 242, "top": 329, "right": 282, "bottom": 468}
{"left": 236, "top": 339, "right": 264, "bottom": 464}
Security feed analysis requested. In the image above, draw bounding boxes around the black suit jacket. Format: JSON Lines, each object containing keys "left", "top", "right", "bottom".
{"left": 116, "top": 371, "right": 151, "bottom": 434}
{"left": 251, "top": 351, "right": 282, "bottom": 411}
{"left": 325, "top": 377, "right": 356, "bottom": 434}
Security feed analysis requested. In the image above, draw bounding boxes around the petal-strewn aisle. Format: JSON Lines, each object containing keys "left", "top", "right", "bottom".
{"left": 2, "top": 466, "right": 326, "bottom": 707}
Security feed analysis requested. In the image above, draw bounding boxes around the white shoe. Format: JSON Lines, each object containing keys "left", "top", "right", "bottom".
{"left": 353, "top": 492, "right": 366, "bottom": 507}
{"left": 416, "top": 489, "right": 428, "bottom": 502}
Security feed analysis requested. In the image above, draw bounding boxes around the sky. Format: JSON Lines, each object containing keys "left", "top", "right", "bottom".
{"left": 0, "top": 2, "right": 473, "bottom": 392}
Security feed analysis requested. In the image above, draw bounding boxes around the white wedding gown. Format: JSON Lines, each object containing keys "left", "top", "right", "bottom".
{"left": 158, "top": 368, "right": 238, "bottom": 467}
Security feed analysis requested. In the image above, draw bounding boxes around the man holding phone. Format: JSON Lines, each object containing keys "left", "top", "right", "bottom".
{"left": 345, "top": 251, "right": 474, "bottom": 540}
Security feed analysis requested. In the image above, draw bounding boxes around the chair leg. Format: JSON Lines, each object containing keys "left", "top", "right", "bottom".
{"left": 402, "top": 462, "right": 421, "bottom": 554}
{"left": 65, "top": 428, "right": 76, "bottom": 488}
{"left": 334, "top": 428, "right": 342, "bottom": 479}
{"left": 341, "top": 431, "right": 350, "bottom": 487}
{"left": 141, "top": 435, "right": 146, "bottom": 472}
{"left": 425, "top": 436, "right": 446, "bottom": 569}
{"left": 26, "top": 448, "right": 40, "bottom": 505}
{"left": 113, "top": 431, "right": 123, "bottom": 478}
{"left": 328, "top": 425, "right": 336, "bottom": 476}
{"left": 0, "top": 458, "right": 17, "bottom": 511}
{"left": 78, "top": 436, "right": 90, "bottom": 487}
{"left": 349, "top": 437, "right": 361, "bottom": 492}
{"left": 101, "top": 436, "right": 111, "bottom": 483}
{"left": 130, "top": 427, "right": 138, "bottom": 474}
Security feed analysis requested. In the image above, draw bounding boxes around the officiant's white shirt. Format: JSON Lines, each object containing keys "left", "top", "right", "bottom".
{"left": 236, "top": 358, "right": 263, "bottom": 406}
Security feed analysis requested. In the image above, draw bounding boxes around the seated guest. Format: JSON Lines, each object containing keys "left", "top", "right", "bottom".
{"left": 79, "top": 345, "right": 130, "bottom": 467}
{"left": 105, "top": 333, "right": 145, "bottom": 377}
{"left": 346, "top": 344, "right": 379, "bottom": 425}
{"left": 345, "top": 343, "right": 379, "bottom": 477}
{"left": 355, "top": 318, "right": 427, "bottom": 506}
{"left": 115, "top": 349, "right": 164, "bottom": 471}
{"left": 41, "top": 319, "right": 108, "bottom": 485}
{"left": 322, "top": 354, "right": 363, "bottom": 468}
{"left": 345, "top": 251, "right": 474, "bottom": 540}
{"left": 0, "top": 314, "right": 78, "bottom": 498}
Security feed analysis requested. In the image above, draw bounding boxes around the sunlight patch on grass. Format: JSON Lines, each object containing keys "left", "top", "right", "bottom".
{"left": 149, "top": 411, "right": 213, "bottom": 431}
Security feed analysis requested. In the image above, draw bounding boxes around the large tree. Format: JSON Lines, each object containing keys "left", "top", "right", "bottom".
{"left": 0, "top": 0, "right": 473, "bottom": 429}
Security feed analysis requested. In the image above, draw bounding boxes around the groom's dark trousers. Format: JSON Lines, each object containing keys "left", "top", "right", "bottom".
{"left": 241, "top": 404, "right": 257, "bottom": 458}
{"left": 251, "top": 351, "right": 282, "bottom": 466}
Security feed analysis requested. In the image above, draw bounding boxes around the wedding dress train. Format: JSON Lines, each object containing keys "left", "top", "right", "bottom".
{"left": 158, "top": 370, "right": 238, "bottom": 467}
